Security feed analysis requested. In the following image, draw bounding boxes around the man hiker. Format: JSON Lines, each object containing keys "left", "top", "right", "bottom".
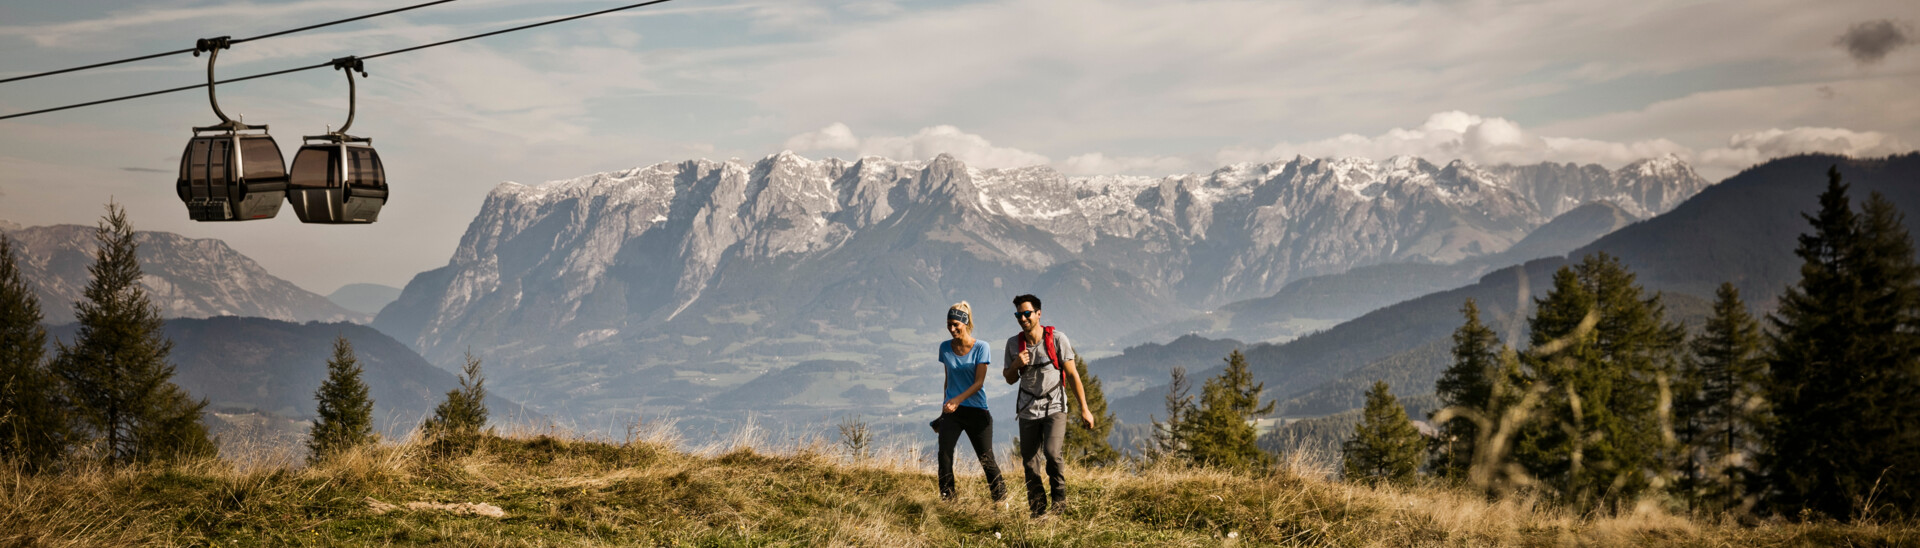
{"left": 1002, "top": 294, "right": 1097, "bottom": 518}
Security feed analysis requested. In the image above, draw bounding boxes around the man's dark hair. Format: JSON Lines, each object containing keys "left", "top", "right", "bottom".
{"left": 1013, "top": 294, "right": 1042, "bottom": 310}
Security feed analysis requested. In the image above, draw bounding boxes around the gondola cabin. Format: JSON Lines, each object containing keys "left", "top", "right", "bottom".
{"left": 176, "top": 124, "right": 288, "bottom": 221}
{"left": 287, "top": 134, "right": 387, "bottom": 224}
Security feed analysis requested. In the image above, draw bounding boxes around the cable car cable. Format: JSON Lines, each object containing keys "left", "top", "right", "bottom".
{"left": 0, "top": 0, "right": 459, "bottom": 85}
{"left": 1, "top": 62, "right": 333, "bottom": 121}
{"left": 359, "top": 0, "right": 674, "bottom": 62}
{"left": 0, "top": 0, "right": 680, "bottom": 122}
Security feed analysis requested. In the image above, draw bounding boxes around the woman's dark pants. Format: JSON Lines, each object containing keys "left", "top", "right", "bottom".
{"left": 937, "top": 406, "right": 1006, "bottom": 501}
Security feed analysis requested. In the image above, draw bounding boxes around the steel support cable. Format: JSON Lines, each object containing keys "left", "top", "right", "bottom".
{"left": 0, "top": 0, "right": 679, "bottom": 122}
{"left": 0, "top": 0, "right": 458, "bottom": 85}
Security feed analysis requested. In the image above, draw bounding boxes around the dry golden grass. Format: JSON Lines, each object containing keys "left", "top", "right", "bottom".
{"left": 0, "top": 425, "right": 1912, "bottom": 547}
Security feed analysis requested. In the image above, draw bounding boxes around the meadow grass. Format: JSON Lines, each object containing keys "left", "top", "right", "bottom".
{"left": 1, "top": 424, "right": 1912, "bottom": 547}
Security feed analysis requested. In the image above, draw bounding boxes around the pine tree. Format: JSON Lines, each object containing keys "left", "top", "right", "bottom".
{"left": 1766, "top": 167, "right": 1920, "bottom": 520}
{"left": 1433, "top": 298, "right": 1503, "bottom": 480}
{"left": 424, "top": 351, "right": 489, "bottom": 442}
{"left": 50, "top": 204, "right": 214, "bottom": 464}
{"left": 1677, "top": 283, "right": 1767, "bottom": 513}
{"left": 1178, "top": 350, "right": 1276, "bottom": 470}
{"left": 0, "top": 234, "right": 74, "bottom": 471}
{"left": 308, "top": 336, "right": 376, "bottom": 464}
{"left": 1343, "top": 381, "right": 1426, "bottom": 485}
{"left": 1513, "top": 253, "right": 1684, "bottom": 509}
{"left": 1147, "top": 366, "right": 1193, "bottom": 462}
{"left": 1062, "top": 358, "right": 1120, "bottom": 466}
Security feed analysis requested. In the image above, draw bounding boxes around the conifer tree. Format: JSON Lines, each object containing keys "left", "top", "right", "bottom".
{"left": 1434, "top": 298, "right": 1503, "bottom": 480}
{"left": 50, "top": 204, "right": 214, "bottom": 464}
{"left": 1766, "top": 167, "right": 1920, "bottom": 519}
{"left": 1178, "top": 350, "right": 1275, "bottom": 470}
{"left": 308, "top": 336, "right": 376, "bottom": 464}
{"left": 1677, "top": 282, "right": 1767, "bottom": 513}
{"left": 1343, "top": 381, "right": 1425, "bottom": 485}
{"left": 1147, "top": 366, "right": 1193, "bottom": 461}
{"left": 424, "top": 351, "right": 489, "bottom": 441}
{"left": 1513, "top": 253, "right": 1683, "bottom": 509}
{"left": 0, "top": 234, "right": 74, "bottom": 471}
{"left": 1062, "top": 358, "right": 1120, "bottom": 466}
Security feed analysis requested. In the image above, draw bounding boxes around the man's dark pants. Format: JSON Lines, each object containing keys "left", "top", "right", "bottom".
{"left": 1018, "top": 413, "right": 1068, "bottom": 516}
{"left": 937, "top": 406, "right": 1006, "bottom": 500}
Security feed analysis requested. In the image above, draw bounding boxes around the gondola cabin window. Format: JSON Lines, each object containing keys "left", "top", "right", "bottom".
{"left": 291, "top": 148, "right": 335, "bottom": 188}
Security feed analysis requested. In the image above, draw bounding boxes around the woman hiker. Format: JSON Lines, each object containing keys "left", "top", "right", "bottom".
{"left": 933, "top": 301, "right": 1008, "bottom": 502}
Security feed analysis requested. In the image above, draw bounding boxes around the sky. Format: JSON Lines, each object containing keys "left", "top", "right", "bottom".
{"left": 0, "top": 0, "right": 1916, "bottom": 295}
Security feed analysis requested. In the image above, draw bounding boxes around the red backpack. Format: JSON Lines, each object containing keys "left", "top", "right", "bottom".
{"left": 1014, "top": 326, "right": 1064, "bottom": 371}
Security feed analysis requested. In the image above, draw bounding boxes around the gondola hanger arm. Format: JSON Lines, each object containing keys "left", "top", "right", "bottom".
{"left": 330, "top": 56, "right": 367, "bottom": 135}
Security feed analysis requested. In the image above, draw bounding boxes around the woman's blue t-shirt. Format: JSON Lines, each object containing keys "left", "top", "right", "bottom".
{"left": 940, "top": 339, "right": 992, "bottom": 409}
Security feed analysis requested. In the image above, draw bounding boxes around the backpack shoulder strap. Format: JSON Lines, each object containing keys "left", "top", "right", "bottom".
{"left": 1043, "top": 326, "right": 1062, "bottom": 371}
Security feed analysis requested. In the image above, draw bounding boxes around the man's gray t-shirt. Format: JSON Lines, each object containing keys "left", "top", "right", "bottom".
{"left": 1005, "top": 330, "right": 1077, "bottom": 421}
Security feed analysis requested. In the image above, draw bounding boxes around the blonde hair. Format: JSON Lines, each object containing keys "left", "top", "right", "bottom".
{"left": 948, "top": 301, "right": 975, "bottom": 330}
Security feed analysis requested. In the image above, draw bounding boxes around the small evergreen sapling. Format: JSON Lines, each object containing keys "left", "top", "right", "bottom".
{"left": 308, "top": 336, "right": 376, "bottom": 464}
{"left": 1433, "top": 298, "right": 1503, "bottom": 481}
{"left": 1342, "top": 381, "right": 1425, "bottom": 485}
{"left": 1178, "top": 350, "right": 1275, "bottom": 471}
{"left": 1147, "top": 366, "right": 1193, "bottom": 462}
{"left": 1676, "top": 283, "right": 1767, "bottom": 513}
{"left": 424, "top": 351, "right": 490, "bottom": 443}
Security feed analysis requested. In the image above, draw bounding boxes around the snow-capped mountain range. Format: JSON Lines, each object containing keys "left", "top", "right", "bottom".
{"left": 373, "top": 152, "right": 1709, "bottom": 422}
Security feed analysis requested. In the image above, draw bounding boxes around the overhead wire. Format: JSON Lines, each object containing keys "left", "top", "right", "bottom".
{"left": 0, "top": 0, "right": 460, "bottom": 85}
{"left": 0, "top": 0, "right": 680, "bottom": 122}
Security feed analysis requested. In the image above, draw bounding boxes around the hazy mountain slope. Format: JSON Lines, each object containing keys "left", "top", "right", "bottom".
{"left": 1272, "top": 291, "right": 1713, "bottom": 420}
{"left": 328, "top": 283, "right": 402, "bottom": 316}
{"left": 1149, "top": 200, "right": 1639, "bottom": 346}
{"left": 46, "top": 317, "right": 533, "bottom": 437}
{"left": 1485, "top": 200, "right": 1639, "bottom": 265}
{"left": 1110, "top": 262, "right": 1549, "bottom": 423}
{"left": 1561, "top": 154, "right": 1920, "bottom": 307}
{"left": 4, "top": 224, "right": 365, "bottom": 325}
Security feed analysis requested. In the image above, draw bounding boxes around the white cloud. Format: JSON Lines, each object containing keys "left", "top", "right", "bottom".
{"left": 1060, "top": 153, "right": 1189, "bottom": 176}
{"left": 785, "top": 124, "right": 1049, "bottom": 169}
{"left": 783, "top": 122, "right": 858, "bottom": 151}
{"left": 1218, "top": 111, "right": 1689, "bottom": 168}
{"left": 1700, "top": 127, "right": 1915, "bottom": 171}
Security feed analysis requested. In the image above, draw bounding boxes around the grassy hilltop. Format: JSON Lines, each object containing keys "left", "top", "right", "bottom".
{"left": 2, "top": 429, "right": 1912, "bottom": 547}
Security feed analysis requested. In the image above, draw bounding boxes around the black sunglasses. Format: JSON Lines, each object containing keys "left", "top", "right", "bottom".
{"left": 1014, "top": 310, "right": 1037, "bottom": 319}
